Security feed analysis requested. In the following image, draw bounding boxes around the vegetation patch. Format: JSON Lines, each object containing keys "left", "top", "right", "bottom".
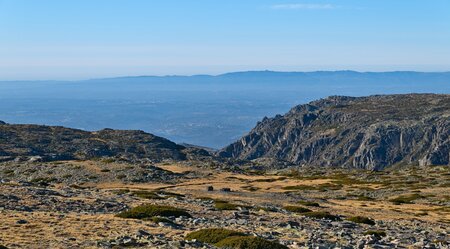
{"left": 356, "top": 195, "right": 375, "bottom": 201}
{"left": 131, "top": 190, "right": 185, "bottom": 200}
{"left": 389, "top": 194, "right": 424, "bottom": 204}
{"left": 297, "top": 200, "right": 320, "bottom": 207}
{"left": 131, "top": 190, "right": 165, "bottom": 200}
{"left": 214, "top": 200, "right": 239, "bottom": 210}
{"left": 185, "top": 228, "right": 246, "bottom": 244}
{"left": 284, "top": 206, "right": 312, "bottom": 213}
{"left": 252, "top": 177, "right": 287, "bottom": 183}
{"left": 303, "top": 212, "right": 340, "bottom": 221}
{"left": 347, "top": 216, "right": 375, "bottom": 225}
{"left": 215, "top": 236, "right": 288, "bottom": 249}
{"left": 148, "top": 216, "right": 174, "bottom": 224}
{"left": 116, "top": 204, "right": 191, "bottom": 219}
{"left": 282, "top": 183, "right": 342, "bottom": 191}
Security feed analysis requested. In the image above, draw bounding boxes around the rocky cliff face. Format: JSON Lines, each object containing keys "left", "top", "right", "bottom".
{"left": 219, "top": 94, "right": 450, "bottom": 170}
{"left": 0, "top": 124, "right": 209, "bottom": 162}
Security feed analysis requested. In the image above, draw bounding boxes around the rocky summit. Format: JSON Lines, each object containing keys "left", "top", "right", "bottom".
{"left": 219, "top": 94, "right": 450, "bottom": 170}
{"left": 0, "top": 124, "right": 209, "bottom": 163}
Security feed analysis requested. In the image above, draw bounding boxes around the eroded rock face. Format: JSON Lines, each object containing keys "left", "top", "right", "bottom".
{"left": 0, "top": 124, "right": 209, "bottom": 163}
{"left": 219, "top": 94, "right": 450, "bottom": 170}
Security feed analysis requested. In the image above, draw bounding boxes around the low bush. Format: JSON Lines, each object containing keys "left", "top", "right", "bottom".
{"left": 131, "top": 190, "right": 165, "bottom": 200}
{"left": 185, "top": 229, "right": 288, "bottom": 249}
{"left": 390, "top": 194, "right": 424, "bottom": 204}
{"left": 0, "top": 245, "right": 7, "bottom": 249}
{"left": 215, "top": 236, "right": 288, "bottom": 249}
{"left": 282, "top": 183, "right": 342, "bottom": 191}
{"left": 185, "top": 228, "right": 246, "bottom": 244}
{"left": 148, "top": 216, "right": 174, "bottom": 224}
{"left": 284, "top": 206, "right": 312, "bottom": 213}
{"left": 214, "top": 200, "right": 238, "bottom": 210}
{"left": 303, "top": 211, "right": 340, "bottom": 221}
{"left": 116, "top": 204, "right": 191, "bottom": 219}
{"left": 131, "top": 190, "right": 185, "bottom": 200}
{"left": 297, "top": 200, "right": 320, "bottom": 207}
{"left": 347, "top": 216, "right": 375, "bottom": 225}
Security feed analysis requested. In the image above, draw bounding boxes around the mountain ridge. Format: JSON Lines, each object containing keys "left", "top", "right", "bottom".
{"left": 2, "top": 70, "right": 450, "bottom": 83}
{"left": 0, "top": 122, "right": 210, "bottom": 163}
{"left": 219, "top": 93, "right": 450, "bottom": 170}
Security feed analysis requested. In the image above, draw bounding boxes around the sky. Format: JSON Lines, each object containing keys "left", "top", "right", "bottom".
{"left": 0, "top": 0, "right": 449, "bottom": 80}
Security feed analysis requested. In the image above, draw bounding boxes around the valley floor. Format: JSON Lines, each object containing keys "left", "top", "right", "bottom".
{"left": 0, "top": 160, "right": 449, "bottom": 248}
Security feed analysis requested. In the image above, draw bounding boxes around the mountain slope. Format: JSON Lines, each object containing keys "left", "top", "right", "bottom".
{"left": 219, "top": 94, "right": 450, "bottom": 170}
{"left": 0, "top": 123, "right": 209, "bottom": 162}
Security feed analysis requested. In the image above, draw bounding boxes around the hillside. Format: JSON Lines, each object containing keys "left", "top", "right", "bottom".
{"left": 0, "top": 123, "right": 209, "bottom": 163}
{"left": 219, "top": 94, "right": 450, "bottom": 170}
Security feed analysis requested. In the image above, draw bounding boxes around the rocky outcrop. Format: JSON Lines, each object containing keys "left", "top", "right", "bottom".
{"left": 219, "top": 94, "right": 450, "bottom": 170}
{"left": 0, "top": 124, "right": 209, "bottom": 162}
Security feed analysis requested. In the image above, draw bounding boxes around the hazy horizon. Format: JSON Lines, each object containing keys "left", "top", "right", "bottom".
{"left": 1, "top": 0, "right": 449, "bottom": 80}
{"left": 2, "top": 69, "right": 450, "bottom": 82}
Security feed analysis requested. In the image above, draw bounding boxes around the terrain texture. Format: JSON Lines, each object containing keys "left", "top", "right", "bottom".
{"left": 220, "top": 94, "right": 450, "bottom": 170}
{"left": 0, "top": 161, "right": 449, "bottom": 248}
{"left": 0, "top": 93, "right": 449, "bottom": 249}
{"left": 0, "top": 123, "right": 209, "bottom": 163}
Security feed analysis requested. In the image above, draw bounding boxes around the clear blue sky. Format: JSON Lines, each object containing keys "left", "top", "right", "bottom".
{"left": 1, "top": 0, "right": 449, "bottom": 80}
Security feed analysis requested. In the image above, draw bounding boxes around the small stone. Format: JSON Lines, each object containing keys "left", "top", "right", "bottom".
{"left": 16, "top": 219, "right": 28, "bottom": 224}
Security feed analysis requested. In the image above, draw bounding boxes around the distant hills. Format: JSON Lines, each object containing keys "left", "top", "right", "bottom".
{"left": 0, "top": 123, "right": 209, "bottom": 163}
{"left": 219, "top": 94, "right": 450, "bottom": 170}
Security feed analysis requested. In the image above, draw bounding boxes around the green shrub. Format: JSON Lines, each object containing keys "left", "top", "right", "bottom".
{"left": 390, "top": 194, "right": 424, "bottom": 204}
{"left": 213, "top": 200, "right": 239, "bottom": 210}
{"left": 116, "top": 174, "right": 127, "bottom": 180}
{"left": 116, "top": 204, "right": 191, "bottom": 219}
{"left": 215, "top": 236, "right": 288, "bottom": 249}
{"left": 131, "top": 190, "right": 165, "bottom": 200}
{"left": 347, "top": 216, "right": 375, "bottom": 225}
{"left": 112, "top": 189, "right": 130, "bottom": 195}
{"left": 356, "top": 195, "right": 375, "bottom": 201}
{"left": 303, "top": 211, "right": 340, "bottom": 221}
{"left": 282, "top": 183, "right": 342, "bottom": 191}
{"left": 215, "top": 202, "right": 238, "bottom": 210}
{"left": 158, "top": 191, "right": 185, "bottom": 198}
{"left": 284, "top": 206, "right": 312, "bottom": 213}
{"left": 364, "top": 230, "right": 386, "bottom": 238}
{"left": 185, "top": 228, "right": 246, "bottom": 244}
{"left": 252, "top": 177, "right": 287, "bottom": 182}
{"left": 148, "top": 216, "right": 174, "bottom": 224}
{"left": 297, "top": 200, "right": 320, "bottom": 207}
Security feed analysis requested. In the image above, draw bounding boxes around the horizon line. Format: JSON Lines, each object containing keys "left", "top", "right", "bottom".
{"left": 1, "top": 69, "right": 450, "bottom": 82}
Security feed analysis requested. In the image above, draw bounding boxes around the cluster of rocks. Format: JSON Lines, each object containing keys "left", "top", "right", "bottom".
{"left": 0, "top": 183, "right": 127, "bottom": 213}
{"left": 97, "top": 231, "right": 212, "bottom": 249}
{"left": 220, "top": 94, "right": 450, "bottom": 170}
{"left": 0, "top": 161, "right": 182, "bottom": 186}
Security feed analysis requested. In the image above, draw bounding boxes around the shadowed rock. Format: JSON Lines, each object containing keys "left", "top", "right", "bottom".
{"left": 219, "top": 94, "right": 450, "bottom": 170}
